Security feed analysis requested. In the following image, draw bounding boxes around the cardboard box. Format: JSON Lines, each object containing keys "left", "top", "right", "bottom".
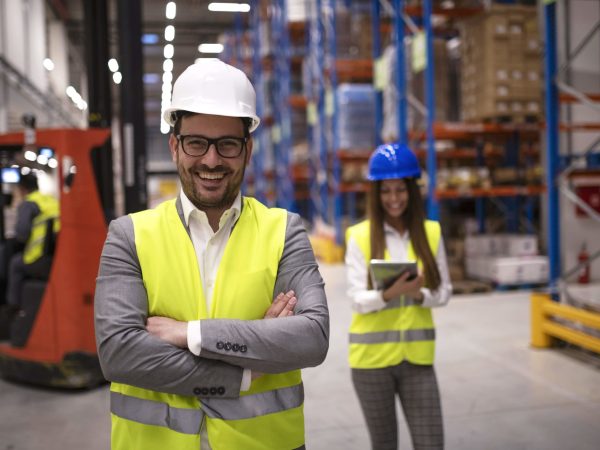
{"left": 465, "top": 255, "right": 548, "bottom": 285}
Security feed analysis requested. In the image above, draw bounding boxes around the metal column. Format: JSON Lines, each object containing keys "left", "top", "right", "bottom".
{"left": 423, "top": 0, "right": 438, "bottom": 220}
{"left": 543, "top": 0, "right": 561, "bottom": 293}
{"left": 118, "top": 0, "right": 148, "bottom": 213}
{"left": 83, "top": 0, "right": 115, "bottom": 222}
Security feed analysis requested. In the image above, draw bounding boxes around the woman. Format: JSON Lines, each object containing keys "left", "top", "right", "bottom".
{"left": 345, "top": 142, "right": 452, "bottom": 450}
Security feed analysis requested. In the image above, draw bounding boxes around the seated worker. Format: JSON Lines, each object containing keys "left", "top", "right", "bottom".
{"left": 5, "top": 173, "right": 60, "bottom": 314}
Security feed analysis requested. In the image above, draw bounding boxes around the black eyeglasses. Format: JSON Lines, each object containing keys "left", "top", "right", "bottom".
{"left": 176, "top": 134, "right": 248, "bottom": 158}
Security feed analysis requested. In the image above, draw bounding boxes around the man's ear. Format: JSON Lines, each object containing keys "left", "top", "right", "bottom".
{"left": 245, "top": 137, "right": 253, "bottom": 165}
{"left": 168, "top": 133, "right": 178, "bottom": 162}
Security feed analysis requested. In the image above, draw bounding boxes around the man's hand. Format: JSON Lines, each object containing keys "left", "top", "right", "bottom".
{"left": 252, "top": 290, "right": 298, "bottom": 382}
{"left": 147, "top": 316, "right": 188, "bottom": 348}
{"left": 263, "top": 290, "right": 297, "bottom": 318}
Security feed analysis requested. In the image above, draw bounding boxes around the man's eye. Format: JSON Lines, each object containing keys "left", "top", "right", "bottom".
{"left": 188, "top": 139, "right": 206, "bottom": 147}
{"left": 219, "top": 139, "right": 238, "bottom": 148}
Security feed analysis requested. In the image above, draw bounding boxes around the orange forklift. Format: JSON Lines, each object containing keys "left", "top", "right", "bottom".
{"left": 0, "top": 128, "right": 110, "bottom": 388}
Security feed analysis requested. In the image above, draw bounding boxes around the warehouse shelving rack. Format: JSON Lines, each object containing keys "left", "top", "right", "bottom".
{"left": 331, "top": 1, "right": 544, "bottom": 238}
{"left": 542, "top": 0, "right": 600, "bottom": 293}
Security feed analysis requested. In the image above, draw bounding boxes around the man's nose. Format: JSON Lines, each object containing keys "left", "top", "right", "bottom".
{"left": 202, "top": 143, "right": 221, "bottom": 165}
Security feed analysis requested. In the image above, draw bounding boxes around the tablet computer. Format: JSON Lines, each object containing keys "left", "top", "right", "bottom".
{"left": 369, "top": 259, "right": 418, "bottom": 290}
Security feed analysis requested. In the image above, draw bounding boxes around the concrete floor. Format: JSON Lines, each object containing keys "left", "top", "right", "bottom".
{"left": 1, "top": 263, "right": 600, "bottom": 449}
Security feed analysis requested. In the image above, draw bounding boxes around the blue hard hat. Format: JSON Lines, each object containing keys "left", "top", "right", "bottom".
{"left": 367, "top": 142, "right": 421, "bottom": 181}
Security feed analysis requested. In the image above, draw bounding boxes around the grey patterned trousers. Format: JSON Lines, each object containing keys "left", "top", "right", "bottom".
{"left": 351, "top": 361, "right": 444, "bottom": 450}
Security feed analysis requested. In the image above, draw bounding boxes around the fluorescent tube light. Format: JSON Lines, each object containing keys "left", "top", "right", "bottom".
{"left": 198, "top": 43, "right": 224, "bottom": 54}
{"left": 208, "top": 3, "right": 250, "bottom": 13}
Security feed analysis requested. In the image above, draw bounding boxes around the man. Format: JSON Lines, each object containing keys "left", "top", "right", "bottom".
{"left": 94, "top": 59, "right": 329, "bottom": 450}
{"left": 6, "top": 173, "right": 59, "bottom": 312}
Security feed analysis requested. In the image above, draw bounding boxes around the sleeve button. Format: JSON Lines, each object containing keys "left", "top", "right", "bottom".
{"left": 216, "top": 341, "right": 224, "bottom": 350}
{"left": 240, "top": 345, "right": 247, "bottom": 353}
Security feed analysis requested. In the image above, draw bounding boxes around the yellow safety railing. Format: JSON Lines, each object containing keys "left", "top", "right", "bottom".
{"left": 531, "top": 292, "right": 600, "bottom": 354}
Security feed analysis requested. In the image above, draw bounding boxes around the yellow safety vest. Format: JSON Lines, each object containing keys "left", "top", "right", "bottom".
{"left": 23, "top": 191, "right": 60, "bottom": 264}
{"left": 111, "top": 197, "right": 305, "bottom": 450}
{"left": 345, "top": 219, "right": 441, "bottom": 368}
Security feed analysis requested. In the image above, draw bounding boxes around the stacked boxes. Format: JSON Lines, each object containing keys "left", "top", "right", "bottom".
{"left": 335, "top": 2, "right": 373, "bottom": 59}
{"left": 460, "top": 4, "right": 542, "bottom": 122}
{"left": 381, "top": 37, "right": 458, "bottom": 141}
{"left": 464, "top": 234, "right": 549, "bottom": 285}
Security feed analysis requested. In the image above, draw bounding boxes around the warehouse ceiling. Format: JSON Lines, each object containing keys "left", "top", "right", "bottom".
{"left": 60, "top": 0, "right": 245, "bottom": 130}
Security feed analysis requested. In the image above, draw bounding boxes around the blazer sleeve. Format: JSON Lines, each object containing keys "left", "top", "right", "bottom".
{"left": 94, "top": 215, "right": 244, "bottom": 399}
{"left": 198, "top": 212, "right": 330, "bottom": 373}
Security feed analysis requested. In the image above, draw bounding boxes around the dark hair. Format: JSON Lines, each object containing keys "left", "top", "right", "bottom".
{"left": 367, "top": 177, "right": 441, "bottom": 290}
{"left": 172, "top": 111, "right": 251, "bottom": 137}
{"left": 18, "top": 173, "right": 38, "bottom": 192}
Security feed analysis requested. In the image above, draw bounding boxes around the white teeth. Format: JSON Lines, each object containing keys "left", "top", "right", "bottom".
{"left": 199, "top": 172, "right": 225, "bottom": 180}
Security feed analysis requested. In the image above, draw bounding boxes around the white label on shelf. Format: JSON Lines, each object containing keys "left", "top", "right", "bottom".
{"left": 271, "top": 125, "right": 281, "bottom": 144}
{"left": 412, "top": 31, "right": 426, "bottom": 73}
{"left": 374, "top": 56, "right": 387, "bottom": 91}
{"left": 307, "top": 101, "right": 317, "bottom": 126}
{"left": 325, "top": 89, "right": 334, "bottom": 117}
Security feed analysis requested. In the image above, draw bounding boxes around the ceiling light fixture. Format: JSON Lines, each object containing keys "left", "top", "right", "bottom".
{"left": 166, "top": 2, "right": 176, "bottom": 19}
{"left": 113, "top": 72, "right": 122, "bottom": 84}
{"left": 165, "top": 25, "right": 175, "bottom": 42}
{"left": 198, "top": 43, "right": 224, "bottom": 54}
{"left": 108, "top": 58, "right": 119, "bottom": 73}
{"left": 42, "top": 58, "right": 54, "bottom": 71}
{"left": 208, "top": 3, "right": 250, "bottom": 13}
{"left": 164, "top": 44, "right": 174, "bottom": 59}
{"left": 142, "top": 33, "right": 159, "bottom": 45}
{"left": 163, "top": 59, "right": 174, "bottom": 72}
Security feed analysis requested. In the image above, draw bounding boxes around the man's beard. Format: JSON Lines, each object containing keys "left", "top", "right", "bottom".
{"left": 178, "top": 160, "right": 246, "bottom": 211}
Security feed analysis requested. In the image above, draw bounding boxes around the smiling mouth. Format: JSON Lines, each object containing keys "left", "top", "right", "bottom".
{"left": 197, "top": 171, "right": 226, "bottom": 180}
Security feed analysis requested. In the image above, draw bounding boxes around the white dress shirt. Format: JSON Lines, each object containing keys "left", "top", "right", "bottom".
{"left": 180, "top": 190, "right": 251, "bottom": 390}
{"left": 345, "top": 221, "right": 452, "bottom": 313}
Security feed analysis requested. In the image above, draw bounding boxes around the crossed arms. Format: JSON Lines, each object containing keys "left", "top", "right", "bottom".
{"left": 94, "top": 212, "right": 329, "bottom": 399}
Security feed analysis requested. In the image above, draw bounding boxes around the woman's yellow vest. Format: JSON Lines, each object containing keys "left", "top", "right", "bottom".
{"left": 23, "top": 191, "right": 60, "bottom": 264}
{"left": 111, "top": 197, "right": 304, "bottom": 450}
{"left": 345, "top": 219, "right": 441, "bottom": 369}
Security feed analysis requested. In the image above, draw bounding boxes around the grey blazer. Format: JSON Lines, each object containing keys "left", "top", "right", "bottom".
{"left": 94, "top": 199, "right": 329, "bottom": 400}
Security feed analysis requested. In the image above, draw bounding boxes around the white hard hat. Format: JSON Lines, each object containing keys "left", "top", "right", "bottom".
{"left": 163, "top": 58, "right": 260, "bottom": 132}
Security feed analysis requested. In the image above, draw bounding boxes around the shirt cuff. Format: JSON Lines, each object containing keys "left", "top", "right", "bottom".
{"left": 420, "top": 287, "right": 433, "bottom": 307}
{"left": 187, "top": 320, "right": 202, "bottom": 356}
{"left": 240, "top": 369, "right": 252, "bottom": 391}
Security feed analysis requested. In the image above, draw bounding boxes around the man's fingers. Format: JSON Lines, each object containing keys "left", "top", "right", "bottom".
{"left": 278, "top": 296, "right": 297, "bottom": 317}
{"left": 264, "top": 290, "right": 296, "bottom": 318}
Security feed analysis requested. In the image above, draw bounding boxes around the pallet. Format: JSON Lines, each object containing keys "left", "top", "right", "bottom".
{"left": 452, "top": 279, "right": 494, "bottom": 295}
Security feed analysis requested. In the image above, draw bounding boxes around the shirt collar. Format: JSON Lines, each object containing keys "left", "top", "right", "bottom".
{"left": 384, "top": 221, "right": 409, "bottom": 240}
{"left": 180, "top": 190, "right": 242, "bottom": 229}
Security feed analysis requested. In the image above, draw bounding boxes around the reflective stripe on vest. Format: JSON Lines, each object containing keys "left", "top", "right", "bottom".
{"left": 111, "top": 392, "right": 203, "bottom": 435}
{"left": 349, "top": 328, "right": 436, "bottom": 344}
{"left": 201, "top": 383, "right": 304, "bottom": 420}
{"left": 345, "top": 219, "right": 441, "bottom": 369}
{"left": 112, "top": 198, "right": 305, "bottom": 450}
{"left": 111, "top": 383, "right": 304, "bottom": 433}
{"left": 383, "top": 296, "right": 421, "bottom": 310}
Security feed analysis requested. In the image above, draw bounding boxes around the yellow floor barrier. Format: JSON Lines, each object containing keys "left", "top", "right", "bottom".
{"left": 309, "top": 235, "right": 345, "bottom": 264}
{"left": 531, "top": 292, "right": 600, "bottom": 354}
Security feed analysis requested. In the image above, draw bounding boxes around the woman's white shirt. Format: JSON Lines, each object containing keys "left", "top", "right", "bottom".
{"left": 345, "top": 221, "right": 452, "bottom": 314}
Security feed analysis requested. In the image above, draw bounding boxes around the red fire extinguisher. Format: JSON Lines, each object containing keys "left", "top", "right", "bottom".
{"left": 578, "top": 243, "right": 590, "bottom": 284}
